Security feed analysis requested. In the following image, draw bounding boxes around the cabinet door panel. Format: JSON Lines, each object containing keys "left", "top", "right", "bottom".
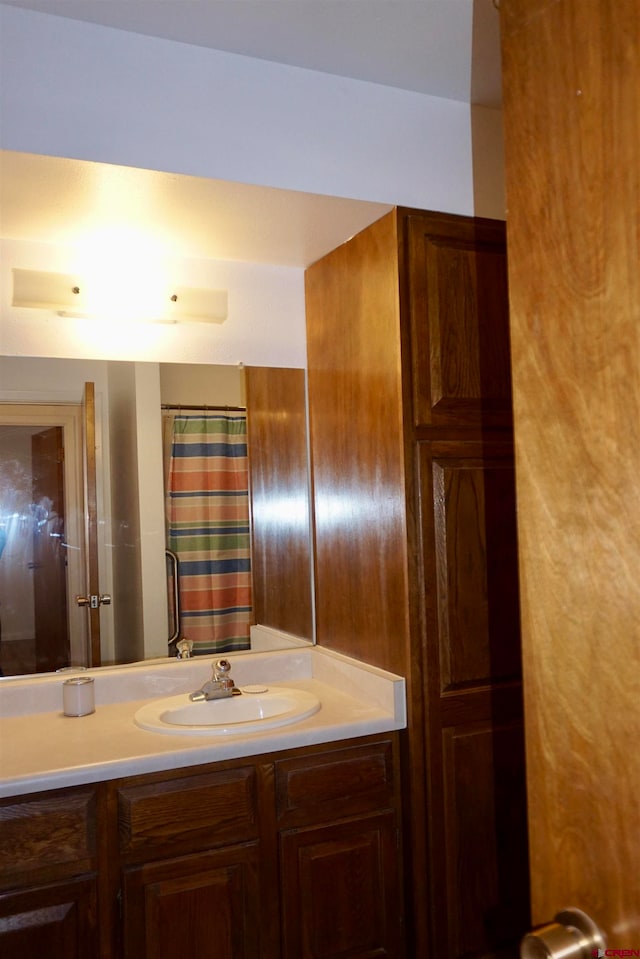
{"left": 441, "top": 720, "right": 530, "bottom": 958}
{"left": 280, "top": 812, "right": 401, "bottom": 959}
{"left": 419, "top": 437, "right": 529, "bottom": 956}
{"left": 406, "top": 213, "right": 512, "bottom": 429}
{"left": 0, "top": 877, "right": 97, "bottom": 959}
{"left": 122, "top": 845, "right": 261, "bottom": 959}
{"left": 275, "top": 740, "right": 395, "bottom": 826}
{"left": 421, "top": 440, "right": 522, "bottom": 692}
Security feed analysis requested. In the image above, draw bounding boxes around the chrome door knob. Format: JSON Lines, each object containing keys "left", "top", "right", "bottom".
{"left": 521, "top": 908, "right": 605, "bottom": 958}
{"left": 76, "top": 593, "right": 112, "bottom": 608}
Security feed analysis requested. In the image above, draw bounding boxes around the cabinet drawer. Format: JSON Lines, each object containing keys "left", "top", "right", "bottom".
{"left": 275, "top": 740, "right": 396, "bottom": 826}
{"left": 117, "top": 767, "right": 258, "bottom": 860}
{"left": 0, "top": 789, "right": 97, "bottom": 891}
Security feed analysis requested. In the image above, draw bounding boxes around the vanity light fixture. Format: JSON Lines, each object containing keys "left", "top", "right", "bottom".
{"left": 165, "top": 287, "right": 228, "bottom": 324}
{"left": 11, "top": 269, "right": 228, "bottom": 325}
{"left": 12, "top": 268, "right": 84, "bottom": 311}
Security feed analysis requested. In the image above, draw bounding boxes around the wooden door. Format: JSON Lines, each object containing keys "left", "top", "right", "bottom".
{"left": 32, "top": 425, "right": 69, "bottom": 671}
{"left": 501, "top": 0, "right": 640, "bottom": 944}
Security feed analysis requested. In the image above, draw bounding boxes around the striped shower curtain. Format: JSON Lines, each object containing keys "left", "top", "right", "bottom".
{"left": 165, "top": 414, "right": 252, "bottom": 654}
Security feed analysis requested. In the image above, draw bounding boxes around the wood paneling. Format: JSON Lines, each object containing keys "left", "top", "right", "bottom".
{"left": 501, "top": 0, "right": 640, "bottom": 935}
{"left": 245, "top": 366, "right": 313, "bottom": 640}
{"left": 306, "top": 210, "right": 411, "bottom": 676}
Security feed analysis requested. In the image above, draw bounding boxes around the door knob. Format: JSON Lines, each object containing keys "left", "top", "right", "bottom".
{"left": 521, "top": 908, "right": 605, "bottom": 958}
{"left": 76, "top": 594, "right": 112, "bottom": 608}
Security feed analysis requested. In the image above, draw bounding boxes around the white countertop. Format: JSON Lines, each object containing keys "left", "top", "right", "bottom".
{"left": 0, "top": 646, "right": 406, "bottom": 798}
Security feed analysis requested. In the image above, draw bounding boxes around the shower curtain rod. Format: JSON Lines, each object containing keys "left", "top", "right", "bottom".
{"left": 161, "top": 403, "right": 246, "bottom": 412}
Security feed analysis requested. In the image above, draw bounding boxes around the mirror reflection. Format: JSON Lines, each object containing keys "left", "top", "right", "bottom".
{"left": 0, "top": 356, "right": 314, "bottom": 678}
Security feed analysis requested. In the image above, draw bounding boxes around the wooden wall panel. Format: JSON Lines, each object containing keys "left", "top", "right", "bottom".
{"left": 305, "top": 211, "right": 411, "bottom": 676}
{"left": 245, "top": 366, "right": 313, "bottom": 640}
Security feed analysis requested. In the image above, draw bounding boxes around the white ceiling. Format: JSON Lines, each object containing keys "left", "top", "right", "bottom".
{"left": 0, "top": 150, "right": 392, "bottom": 267}
{"left": 0, "top": 1, "right": 501, "bottom": 268}
{"left": 0, "top": 0, "right": 502, "bottom": 106}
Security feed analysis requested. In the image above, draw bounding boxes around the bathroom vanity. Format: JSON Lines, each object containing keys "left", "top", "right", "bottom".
{"left": 0, "top": 648, "right": 406, "bottom": 959}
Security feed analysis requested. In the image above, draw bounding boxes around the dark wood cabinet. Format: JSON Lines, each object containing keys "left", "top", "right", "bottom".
{"left": 0, "top": 786, "right": 100, "bottom": 958}
{"left": 0, "top": 877, "right": 98, "bottom": 959}
{"left": 306, "top": 207, "right": 530, "bottom": 957}
{"left": 0, "top": 733, "right": 402, "bottom": 959}
{"left": 122, "top": 844, "right": 262, "bottom": 959}
{"left": 276, "top": 740, "right": 403, "bottom": 958}
{"left": 280, "top": 812, "right": 399, "bottom": 959}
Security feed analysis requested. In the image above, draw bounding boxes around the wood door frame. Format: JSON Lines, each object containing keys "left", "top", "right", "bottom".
{"left": 0, "top": 403, "right": 88, "bottom": 667}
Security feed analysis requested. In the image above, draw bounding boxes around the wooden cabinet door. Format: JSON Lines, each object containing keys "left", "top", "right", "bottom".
{"left": 280, "top": 812, "right": 401, "bottom": 959}
{"left": 122, "top": 844, "right": 262, "bottom": 959}
{"left": 0, "top": 877, "right": 97, "bottom": 959}
{"left": 405, "top": 211, "right": 512, "bottom": 430}
{"left": 418, "top": 437, "right": 529, "bottom": 957}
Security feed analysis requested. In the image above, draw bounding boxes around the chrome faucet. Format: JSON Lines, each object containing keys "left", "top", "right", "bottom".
{"left": 189, "top": 659, "right": 241, "bottom": 702}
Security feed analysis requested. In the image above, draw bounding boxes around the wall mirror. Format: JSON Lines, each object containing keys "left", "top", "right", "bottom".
{"left": 0, "top": 354, "right": 314, "bottom": 679}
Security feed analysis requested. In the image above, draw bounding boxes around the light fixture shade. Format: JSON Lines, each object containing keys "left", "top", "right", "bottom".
{"left": 12, "top": 268, "right": 84, "bottom": 310}
{"left": 11, "top": 269, "right": 228, "bottom": 324}
{"left": 168, "top": 287, "right": 228, "bottom": 324}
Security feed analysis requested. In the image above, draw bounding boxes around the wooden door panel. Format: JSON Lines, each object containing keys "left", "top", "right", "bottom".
{"left": 406, "top": 213, "right": 512, "bottom": 429}
{"left": 421, "top": 441, "right": 522, "bottom": 692}
{"left": 501, "top": 0, "right": 640, "bottom": 938}
{"left": 280, "top": 812, "right": 401, "bottom": 959}
{"left": 0, "top": 878, "right": 97, "bottom": 959}
{"left": 441, "top": 720, "right": 530, "bottom": 958}
{"left": 122, "top": 845, "right": 261, "bottom": 959}
{"left": 418, "top": 437, "right": 529, "bottom": 955}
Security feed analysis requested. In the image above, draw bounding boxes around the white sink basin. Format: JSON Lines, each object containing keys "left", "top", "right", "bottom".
{"left": 134, "top": 685, "right": 320, "bottom": 736}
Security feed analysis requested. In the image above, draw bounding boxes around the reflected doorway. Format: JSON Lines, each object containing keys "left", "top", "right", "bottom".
{"left": 0, "top": 405, "right": 87, "bottom": 676}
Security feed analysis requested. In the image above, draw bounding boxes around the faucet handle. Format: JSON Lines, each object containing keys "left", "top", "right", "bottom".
{"left": 176, "top": 638, "right": 193, "bottom": 659}
{"left": 212, "top": 659, "right": 234, "bottom": 687}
